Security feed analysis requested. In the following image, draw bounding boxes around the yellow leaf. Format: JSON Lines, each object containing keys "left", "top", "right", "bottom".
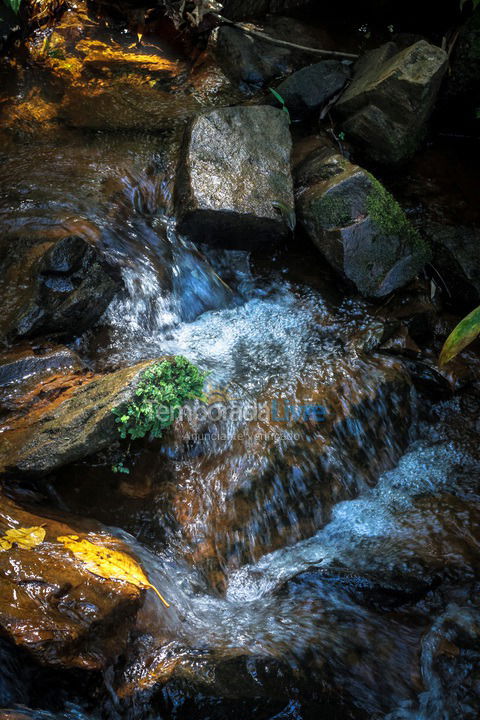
{"left": 57, "top": 535, "right": 170, "bottom": 608}
{"left": 0, "top": 526, "right": 46, "bottom": 551}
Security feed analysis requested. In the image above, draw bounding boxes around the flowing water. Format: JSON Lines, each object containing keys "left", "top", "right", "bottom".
{"left": 1, "top": 47, "right": 480, "bottom": 720}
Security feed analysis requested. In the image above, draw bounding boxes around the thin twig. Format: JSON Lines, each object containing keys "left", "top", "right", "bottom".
{"left": 211, "top": 13, "right": 360, "bottom": 60}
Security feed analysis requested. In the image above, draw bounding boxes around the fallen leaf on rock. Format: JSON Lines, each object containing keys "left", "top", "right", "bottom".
{"left": 57, "top": 535, "right": 170, "bottom": 608}
{"left": 0, "top": 526, "right": 46, "bottom": 551}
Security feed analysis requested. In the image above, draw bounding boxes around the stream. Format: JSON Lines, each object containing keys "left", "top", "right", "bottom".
{"left": 1, "top": 7, "right": 480, "bottom": 719}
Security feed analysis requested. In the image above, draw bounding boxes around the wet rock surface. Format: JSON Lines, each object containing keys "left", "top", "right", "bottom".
{"left": 0, "top": 359, "right": 157, "bottom": 475}
{"left": 0, "top": 229, "right": 120, "bottom": 342}
{"left": 336, "top": 40, "right": 448, "bottom": 164}
{"left": 175, "top": 106, "right": 294, "bottom": 247}
{"left": 15, "top": 1, "right": 241, "bottom": 132}
{"left": 0, "top": 494, "right": 143, "bottom": 671}
{"left": 0, "top": 344, "right": 83, "bottom": 391}
{"left": 294, "top": 139, "right": 429, "bottom": 296}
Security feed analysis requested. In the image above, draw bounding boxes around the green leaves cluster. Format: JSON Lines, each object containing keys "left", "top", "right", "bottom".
{"left": 112, "top": 356, "right": 208, "bottom": 442}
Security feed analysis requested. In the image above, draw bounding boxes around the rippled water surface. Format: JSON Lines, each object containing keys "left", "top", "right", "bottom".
{"left": 1, "top": 68, "right": 479, "bottom": 720}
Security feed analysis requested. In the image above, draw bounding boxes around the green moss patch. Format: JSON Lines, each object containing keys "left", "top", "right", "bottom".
{"left": 366, "top": 175, "right": 430, "bottom": 260}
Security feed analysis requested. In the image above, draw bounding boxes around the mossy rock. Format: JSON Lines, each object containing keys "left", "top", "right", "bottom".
{"left": 295, "top": 149, "right": 429, "bottom": 297}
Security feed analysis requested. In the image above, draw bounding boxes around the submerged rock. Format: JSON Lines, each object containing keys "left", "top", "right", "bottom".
{"left": 175, "top": 106, "right": 294, "bottom": 248}
{"left": 22, "top": 1, "right": 240, "bottom": 132}
{"left": 0, "top": 494, "right": 143, "bottom": 671}
{"left": 294, "top": 140, "right": 429, "bottom": 297}
{"left": 0, "top": 226, "right": 120, "bottom": 341}
{"left": 273, "top": 60, "right": 351, "bottom": 118}
{"left": 0, "top": 359, "right": 157, "bottom": 475}
{"left": 336, "top": 40, "right": 448, "bottom": 164}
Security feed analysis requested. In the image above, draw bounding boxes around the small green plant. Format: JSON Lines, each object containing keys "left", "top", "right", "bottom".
{"left": 439, "top": 305, "right": 480, "bottom": 365}
{"left": 269, "top": 87, "right": 291, "bottom": 123}
{"left": 112, "top": 356, "right": 208, "bottom": 442}
{"left": 112, "top": 460, "right": 130, "bottom": 475}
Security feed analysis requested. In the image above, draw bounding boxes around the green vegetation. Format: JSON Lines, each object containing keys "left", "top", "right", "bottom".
{"left": 3, "top": 0, "right": 21, "bottom": 13}
{"left": 269, "top": 87, "right": 291, "bottom": 122}
{"left": 366, "top": 175, "right": 430, "bottom": 259}
{"left": 439, "top": 305, "right": 480, "bottom": 364}
{"left": 112, "top": 356, "right": 208, "bottom": 441}
{"left": 316, "top": 190, "right": 352, "bottom": 228}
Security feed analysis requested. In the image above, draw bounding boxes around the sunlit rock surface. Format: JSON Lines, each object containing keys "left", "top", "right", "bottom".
{"left": 175, "top": 106, "right": 294, "bottom": 247}
{"left": 18, "top": 1, "right": 241, "bottom": 131}
{"left": 0, "top": 359, "right": 156, "bottom": 474}
{"left": 0, "top": 494, "right": 143, "bottom": 671}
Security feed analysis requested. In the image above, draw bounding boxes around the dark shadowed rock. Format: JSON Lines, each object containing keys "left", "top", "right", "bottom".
{"left": 0, "top": 494, "right": 144, "bottom": 672}
{"left": 273, "top": 60, "right": 351, "bottom": 118}
{"left": 175, "top": 106, "right": 294, "bottom": 248}
{"left": 425, "top": 223, "right": 480, "bottom": 310}
{"left": 0, "top": 228, "right": 120, "bottom": 342}
{"left": 336, "top": 40, "right": 448, "bottom": 164}
{"left": 444, "top": 7, "right": 480, "bottom": 119}
{"left": 294, "top": 142, "right": 429, "bottom": 297}
{"left": 0, "top": 359, "right": 158, "bottom": 475}
{"left": 211, "top": 17, "right": 339, "bottom": 88}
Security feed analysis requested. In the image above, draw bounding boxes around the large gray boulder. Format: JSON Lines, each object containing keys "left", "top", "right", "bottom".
{"left": 295, "top": 142, "right": 430, "bottom": 297}
{"left": 336, "top": 40, "right": 448, "bottom": 164}
{"left": 175, "top": 106, "right": 294, "bottom": 248}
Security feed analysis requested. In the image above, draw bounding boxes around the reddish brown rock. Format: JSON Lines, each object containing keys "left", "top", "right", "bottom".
{"left": 0, "top": 495, "right": 144, "bottom": 671}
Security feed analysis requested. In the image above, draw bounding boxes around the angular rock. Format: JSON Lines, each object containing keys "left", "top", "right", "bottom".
{"left": 294, "top": 142, "right": 429, "bottom": 297}
{"left": 273, "top": 60, "right": 351, "bottom": 117}
{"left": 0, "top": 494, "right": 143, "bottom": 671}
{"left": 425, "top": 223, "right": 480, "bottom": 310}
{"left": 0, "top": 228, "right": 120, "bottom": 341}
{"left": 0, "top": 359, "right": 157, "bottom": 475}
{"left": 175, "top": 106, "right": 294, "bottom": 248}
{"left": 336, "top": 40, "right": 448, "bottom": 164}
